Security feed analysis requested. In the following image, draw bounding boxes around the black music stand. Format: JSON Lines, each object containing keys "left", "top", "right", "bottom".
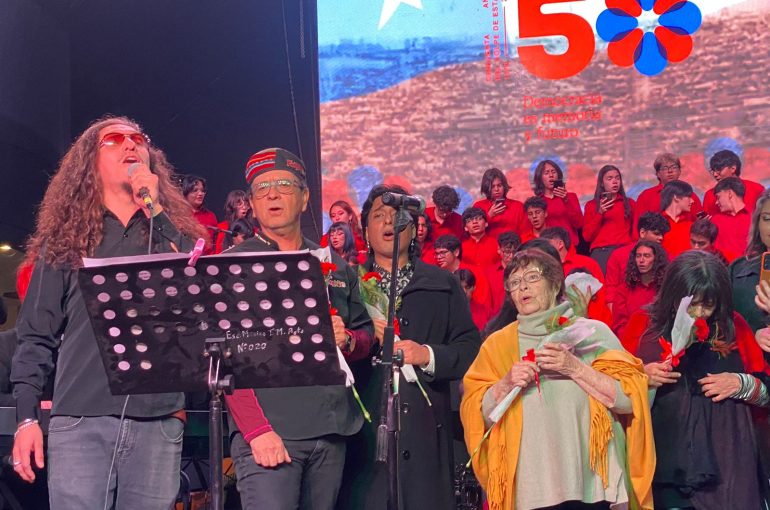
{"left": 78, "top": 250, "right": 346, "bottom": 510}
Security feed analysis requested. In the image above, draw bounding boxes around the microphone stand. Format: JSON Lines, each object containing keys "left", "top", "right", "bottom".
{"left": 375, "top": 207, "right": 412, "bottom": 510}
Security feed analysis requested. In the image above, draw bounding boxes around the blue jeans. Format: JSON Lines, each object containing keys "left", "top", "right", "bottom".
{"left": 231, "top": 432, "right": 346, "bottom": 510}
{"left": 47, "top": 415, "right": 183, "bottom": 510}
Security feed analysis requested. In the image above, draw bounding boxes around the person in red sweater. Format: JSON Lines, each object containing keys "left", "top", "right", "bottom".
{"left": 605, "top": 212, "right": 670, "bottom": 307}
{"left": 320, "top": 200, "right": 366, "bottom": 252}
{"left": 711, "top": 176, "right": 751, "bottom": 257}
{"left": 215, "top": 189, "right": 253, "bottom": 253}
{"left": 539, "top": 226, "right": 604, "bottom": 282}
{"left": 521, "top": 196, "right": 548, "bottom": 242}
{"left": 689, "top": 218, "right": 737, "bottom": 264}
{"left": 183, "top": 174, "right": 218, "bottom": 251}
{"left": 634, "top": 153, "right": 703, "bottom": 223}
{"left": 416, "top": 212, "right": 436, "bottom": 266}
{"left": 456, "top": 268, "right": 493, "bottom": 331}
{"left": 327, "top": 221, "right": 363, "bottom": 265}
{"left": 486, "top": 231, "right": 521, "bottom": 316}
{"left": 425, "top": 185, "right": 463, "bottom": 239}
{"left": 619, "top": 251, "right": 769, "bottom": 509}
{"left": 460, "top": 207, "right": 500, "bottom": 269}
{"left": 611, "top": 240, "right": 668, "bottom": 338}
{"left": 531, "top": 159, "right": 583, "bottom": 247}
{"left": 434, "top": 234, "right": 492, "bottom": 308}
{"left": 660, "top": 180, "right": 695, "bottom": 259}
{"left": 582, "top": 164, "right": 636, "bottom": 272}
{"left": 472, "top": 167, "right": 527, "bottom": 239}
{"left": 702, "top": 149, "right": 765, "bottom": 216}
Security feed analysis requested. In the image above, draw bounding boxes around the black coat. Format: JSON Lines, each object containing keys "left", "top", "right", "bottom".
{"left": 730, "top": 255, "right": 770, "bottom": 333}
{"left": 338, "top": 260, "right": 481, "bottom": 510}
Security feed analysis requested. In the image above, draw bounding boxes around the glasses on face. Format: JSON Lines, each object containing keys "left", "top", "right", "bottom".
{"left": 659, "top": 164, "right": 679, "bottom": 172}
{"left": 500, "top": 248, "right": 515, "bottom": 256}
{"left": 506, "top": 270, "right": 543, "bottom": 291}
{"left": 251, "top": 178, "right": 304, "bottom": 199}
{"left": 435, "top": 249, "right": 451, "bottom": 258}
{"left": 99, "top": 132, "right": 150, "bottom": 148}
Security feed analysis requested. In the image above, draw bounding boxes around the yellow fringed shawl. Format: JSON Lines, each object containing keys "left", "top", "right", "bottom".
{"left": 460, "top": 322, "right": 655, "bottom": 510}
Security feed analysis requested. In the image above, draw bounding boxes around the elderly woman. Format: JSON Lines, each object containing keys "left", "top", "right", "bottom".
{"left": 338, "top": 184, "right": 481, "bottom": 510}
{"left": 461, "top": 249, "right": 654, "bottom": 510}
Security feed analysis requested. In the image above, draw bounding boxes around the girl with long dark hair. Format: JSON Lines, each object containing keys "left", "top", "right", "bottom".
{"left": 473, "top": 167, "right": 527, "bottom": 239}
{"left": 532, "top": 159, "right": 583, "bottom": 247}
{"left": 611, "top": 240, "right": 667, "bottom": 337}
{"left": 321, "top": 200, "right": 367, "bottom": 252}
{"left": 326, "top": 221, "right": 361, "bottom": 265}
{"left": 214, "top": 189, "right": 253, "bottom": 253}
{"left": 582, "top": 165, "right": 636, "bottom": 272}
{"left": 621, "top": 251, "right": 769, "bottom": 509}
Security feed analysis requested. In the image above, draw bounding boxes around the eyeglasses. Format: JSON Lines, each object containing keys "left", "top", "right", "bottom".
{"left": 251, "top": 178, "right": 304, "bottom": 198}
{"left": 659, "top": 164, "right": 679, "bottom": 172}
{"left": 435, "top": 249, "right": 452, "bottom": 258}
{"left": 99, "top": 132, "right": 150, "bottom": 148}
{"left": 506, "top": 270, "right": 543, "bottom": 291}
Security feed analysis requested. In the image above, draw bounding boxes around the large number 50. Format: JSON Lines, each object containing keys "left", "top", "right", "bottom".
{"left": 517, "top": 0, "right": 595, "bottom": 80}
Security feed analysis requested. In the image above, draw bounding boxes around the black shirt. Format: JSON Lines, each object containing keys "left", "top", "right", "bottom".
{"left": 12, "top": 209, "right": 195, "bottom": 422}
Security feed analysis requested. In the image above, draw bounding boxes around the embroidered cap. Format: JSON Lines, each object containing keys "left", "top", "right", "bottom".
{"left": 245, "top": 148, "right": 306, "bottom": 185}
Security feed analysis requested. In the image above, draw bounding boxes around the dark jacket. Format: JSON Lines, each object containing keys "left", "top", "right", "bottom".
{"left": 11, "top": 210, "right": 194, "bottom": 421}
{"left": 225, "top": 234, "right": 373, "bottom": 440}
{"left": 730, "top": 255, "right": 770, "bottom": 333}
{"left": 338, "top": 260, "right": 481, "bottom": 510}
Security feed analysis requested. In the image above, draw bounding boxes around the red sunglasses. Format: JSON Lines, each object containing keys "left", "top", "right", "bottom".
{"left": 99, "top": 132, "right": 151, "bottom": 148}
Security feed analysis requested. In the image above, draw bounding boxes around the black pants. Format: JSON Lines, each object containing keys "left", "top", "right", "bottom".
{"left": 230, "top": 432, "right": 346, "bottom": 510}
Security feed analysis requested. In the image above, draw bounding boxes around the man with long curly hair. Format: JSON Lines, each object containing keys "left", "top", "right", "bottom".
{"left": 10, "top": 115, "right": 207, "bottom": 509}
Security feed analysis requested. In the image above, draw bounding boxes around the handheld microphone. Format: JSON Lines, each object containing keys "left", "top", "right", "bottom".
{"left": 127, "top": 163, "right": 154, "bottom": 211}
{"left": 381, "top": 192, "right": 426, "bottom": 214}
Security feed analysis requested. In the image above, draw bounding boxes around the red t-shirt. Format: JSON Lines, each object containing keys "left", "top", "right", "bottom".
{"left": 469, "top": 299, "right": 494, "bottom": 332}
{"left": 542, "top": 193, "right": 583, "bottom": 247}
{"left": 420, "top": 241, "right": 437, "bottom": 266}
{"left": 661, "top": 212, "right": 693, "bottom": 259}
{"left": 711, "top": 208, "right": 751, "bottom": 258}
{"left": 562, "top": 249, "right": 605, "bottom": 282}
{"left": 587, "top": 288, "right": 613, "bottom": 327}
{"left": 461, "top": 234, "right": 500, "bottom": 269}
{"left": 486, "top": 263, "right": 506, "bottom": 316}
{"left": 193, "top": 208, "right": 218, "bottom": 253}
{"left": 458, "top": 262, "right": 493, "bottom": 308}
{"left": 634, "top": 184, "right": 702, "bottom": 222}
{"left": 582, "top": 197, "right": 636, "bottom": 250}
{"left": 604, "top": 242, "right": 634, "bottom": 304}
{"left": 702, "top": 178, "right": 765, "bottom": 216}
{"left": 611, "top": 281, "right": 658, "bottom": 339}
{"left": 426, "top": 207, "right": 464, "bottom": 240}
{"left": 472, "top": 198, "right": 527, "bottom": 239}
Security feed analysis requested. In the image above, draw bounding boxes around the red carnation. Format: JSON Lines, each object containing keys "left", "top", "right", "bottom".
{"left": 320, "top": 262, "right": 338, "bottom": 275}
{"left": 558, "top": 317, "right": 569, "bottom": 326}
{"left": 329, "top": 304, "right": 338, "bottom": 316}
{"left": 363, "top": 271, "right": 383, "bottom": 282}
{"left": 694, "top": 318, "right": 709, "bottom": 342}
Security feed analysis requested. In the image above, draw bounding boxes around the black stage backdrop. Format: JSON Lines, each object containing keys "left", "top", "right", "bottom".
{"left": 0, "top": 0, "right": 322, "bottom": 250}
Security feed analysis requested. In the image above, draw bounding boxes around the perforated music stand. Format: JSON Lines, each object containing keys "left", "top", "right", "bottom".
{"left": 78, "top": 250, "right": 346, "bottom": 510}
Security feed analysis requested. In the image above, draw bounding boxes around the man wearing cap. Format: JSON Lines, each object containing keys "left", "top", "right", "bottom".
{"left": 223, "top": 148, "right": 373, "bottom": 510}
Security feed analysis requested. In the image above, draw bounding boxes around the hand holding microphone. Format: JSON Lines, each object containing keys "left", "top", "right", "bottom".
{"left": 127, "top": 163, "right": 159, "bottom": 214}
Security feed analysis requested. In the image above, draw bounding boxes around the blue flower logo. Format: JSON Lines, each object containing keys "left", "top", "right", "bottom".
{"left": 597, "top": 0, "right": 702, "bottom": 76}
